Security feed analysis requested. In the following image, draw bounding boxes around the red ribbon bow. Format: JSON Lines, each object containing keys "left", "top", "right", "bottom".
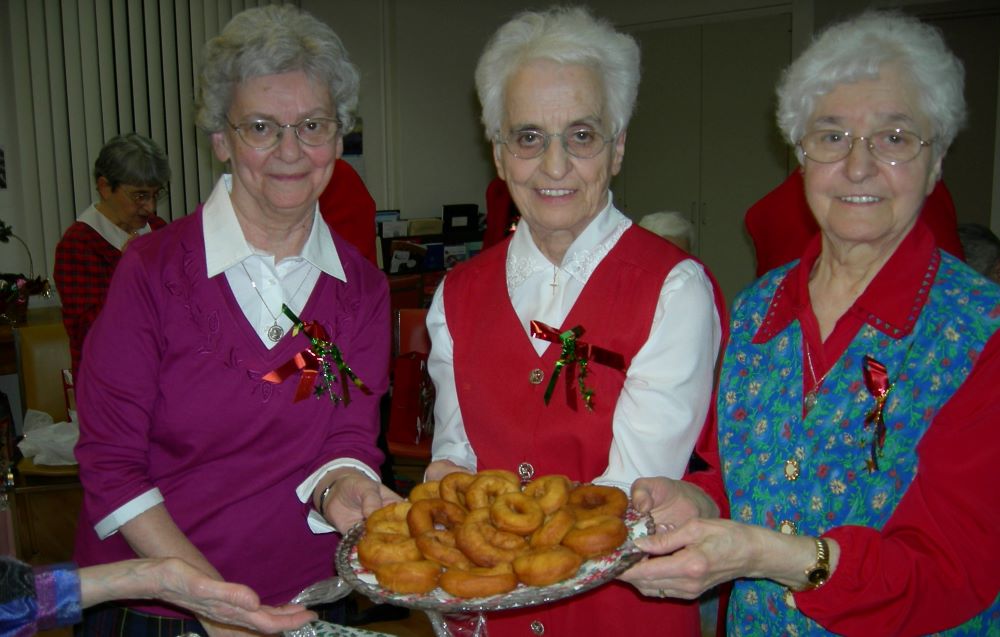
{"left": 263, "top": 321, "right": 329, "bottom": 403}
{"left": 530, "top": 320, "right": 626, "bottom": 411}
{"left": 862, "top": 355, "right": 892, "bottom": 472}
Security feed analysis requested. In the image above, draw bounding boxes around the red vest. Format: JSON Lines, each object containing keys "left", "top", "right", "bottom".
{"left": 443, "top": 225, "right": 701, "bottom": 636}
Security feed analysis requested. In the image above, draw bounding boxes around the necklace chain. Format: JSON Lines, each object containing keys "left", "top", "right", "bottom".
{"left": 803, "top": 342, "right": 829, "bottom": 414}
{"left": 241, "top": 261, "right": 312, "bottom": 342}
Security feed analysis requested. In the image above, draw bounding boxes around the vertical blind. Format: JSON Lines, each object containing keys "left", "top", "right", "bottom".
{"left": 9, "top": 0, "right": 295, "bottom": 279}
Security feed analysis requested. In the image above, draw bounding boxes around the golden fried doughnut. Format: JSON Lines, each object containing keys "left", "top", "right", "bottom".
{"left": 465, "top": 474, "right": 518, "bottom": 510}
{"left": 561, "top": 514, "right": 628, "bottom": 559}
{"left": 407, "top": 498, "right": 467, "bottom": 537}
{"left": 567, "top": 484, "right": 629, "bottom": 520}
{"left": 490, "top": 492, "right": 544, "bottom": 535}
{"left": 529, "top": 507, "right": 577, "bottom": 549}
{"left": 463, "top": 506, "right": 492, "bottom": 526}
{"left": 513, "top": 546, "right": 583, "bottom": 587}
{"left": 438, "top": 563, "right": 519, "bottom": 598}
{"left": 366, "top": 501, "right": 413, "bottom": 536}
{"left": 455, "top": 521, "right": 528, "bottom": 567}
{"left": 372, "top": 559, "right": 441, "bottom": 594}
{"left": 524, "top": 475, "right": 571, "bottom": 514}
{"left": 440, "top": 472, "right": 476, "bottom": 508}
{"left": 415, "top": 530, "right": 473, "bottom": 570}
{"left": 476, "top": 469, "right": 521, "bottom": 485}
{"left": 357, "top": 532, "right": 422, "bottom": 569}
{"left": 409, "top": 480, "right": 441, "bottom": 502}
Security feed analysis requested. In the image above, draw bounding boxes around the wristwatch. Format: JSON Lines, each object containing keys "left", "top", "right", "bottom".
{"left": 803, "top": 537, "right": 831, "bottom": 590}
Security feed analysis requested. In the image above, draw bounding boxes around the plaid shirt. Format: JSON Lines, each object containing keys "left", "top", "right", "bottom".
{"left": 54, "top": 217, "right": 166, "bottom": 377}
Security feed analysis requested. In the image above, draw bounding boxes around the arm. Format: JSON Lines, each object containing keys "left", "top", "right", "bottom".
{"left": 598, "top": 260, "right": 722, "bottom": 491}
{"left": 53, "top": 226, "right": 112, "bottom": 369}
{"left": 425, "top": 279, "right": 478, "bottom": 480}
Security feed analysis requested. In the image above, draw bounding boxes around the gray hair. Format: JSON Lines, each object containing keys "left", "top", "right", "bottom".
{"left": 195, "top": 4, "right": 359, "bottom": 134}
{"left": 776, "top": 11, "right": 965, "bottom": 163}
{"left": 93, "top": 133, "right": 170, "bottom": 189}
{"left": 957, "top": 223, "right": 1000, "bottom": 281}
{"left": 474, "top": 6, "right": 640, "bottom": 141}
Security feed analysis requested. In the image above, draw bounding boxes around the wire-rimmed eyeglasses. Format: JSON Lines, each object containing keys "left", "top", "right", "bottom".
{"left": 227, "top": 117, "right": 339, "bottom": 150}
{"left": 497, "top": 126, "right": 615, "bottom": 160}
{"left": 798, "top": 129, "right": 932, "bottom": 166}
{"left": 124, "top": 186, "right": 168, "bottom": 205}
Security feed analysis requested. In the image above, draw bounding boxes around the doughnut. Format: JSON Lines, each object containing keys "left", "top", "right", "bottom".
{"left": 409, "top": 480, "right": 441, "bottom": 502}
{"left": 438, "top": 563, "right": 519, "bottom": 598}
{"left": 465, "top": 474, "right": 518, "bottom": 510}
{"left": 477, "top": 469, "right": 521, "bottom": 486}
{"left": 372, "top": 559, "right": 441, "bottom": 594}
{"left": 561, "top": 514, "right": 628, "bottom": 559}
{"left": 407, "top": 498, "right": 467, "bottom": 537}
{"left": 567, "top": 484, "right": 629, "bottom": 520}
{"left": 463, "top": 506, "right": 492, "bottom": 526}
{"left": 490, "top": 492, "right": 544, "bottom": 535}
{"left": 415, "top": 530, "right": 473, "bottom": 570}
{"left": 455, "top": 522, "right": 528, "bottom": 567}
{"left": 366, "top": 501, "right": 413, "bottom": 536}
{"left": 524, "top": 475, "right": 571, "bottom": 514}
{"left": 513, "top": 546, "right": 583, "bottom": 587}
{"left": 440, "top": 472, "right": 476, "bottom": 508}
{"left": 529, "top": 507, "right": 577, "bottom": 549}
{"left": 357, "top": 532, "right": 422, "bottom": 569}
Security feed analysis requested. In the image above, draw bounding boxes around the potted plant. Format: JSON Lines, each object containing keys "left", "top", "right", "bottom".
{"left": 0, "top": 219, "right": 50, "bottom": 325}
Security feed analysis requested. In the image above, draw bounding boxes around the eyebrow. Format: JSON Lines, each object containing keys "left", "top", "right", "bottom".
{"left": 812, "top": 112, "right": 918, "bottom": 130}
{"left": 236, "top": 110, "right": 335, "bottom": 122}
{"left": 508, "top": 117, "right": 604, "bottom": 132}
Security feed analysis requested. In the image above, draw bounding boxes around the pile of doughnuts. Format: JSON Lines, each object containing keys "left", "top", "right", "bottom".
{"left": 357, "top": 470, "right": 630, "bottom": 598}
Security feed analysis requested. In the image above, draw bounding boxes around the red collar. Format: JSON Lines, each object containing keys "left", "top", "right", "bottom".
{"left": 754, "top": 220, "right": 940, "bottom": 344}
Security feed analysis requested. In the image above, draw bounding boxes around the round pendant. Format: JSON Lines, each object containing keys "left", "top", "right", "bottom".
{"left": 803, "top": 389, "right": 819, "bottom": 413}
{"left": 267, "top": 323, "right": 284, "bottom": 342}
{"left": 784, "top": 458, "right": 800, "bottom": 481}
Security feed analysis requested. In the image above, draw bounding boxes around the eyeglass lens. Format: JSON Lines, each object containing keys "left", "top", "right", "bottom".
{"left": 232, "top": 118, "right": 338, "bottom": 149}
{"left": 504, "top": 127, "right": 610, "bottom": 159}
{"left": 800, "top": 129, "right": 927, "bottom": 164}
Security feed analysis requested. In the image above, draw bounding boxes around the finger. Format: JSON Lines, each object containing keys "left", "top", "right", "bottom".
{"left": 633, "top": 529, "right": 686, "bottom": 556}
{"left": 630, "top": 480, "right": 654, "bottom": 513}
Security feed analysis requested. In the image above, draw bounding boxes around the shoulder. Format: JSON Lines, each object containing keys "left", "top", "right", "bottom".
{"left": 58, "top": 221, "right": 101, "bottom": 245}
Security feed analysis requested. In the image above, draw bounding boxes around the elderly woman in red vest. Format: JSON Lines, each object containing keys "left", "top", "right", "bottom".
{"left": 422, "top": 7, "right": 727, "bottom": 636}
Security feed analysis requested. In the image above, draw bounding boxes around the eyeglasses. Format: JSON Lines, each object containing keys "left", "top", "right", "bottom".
{"left": 498, "top": 126, "right": 614, "bottom": 160}
{"left": 227, "top": 117, "right": 339, "bottom": 150}
{"left": 798, "top": 129, "right": 932, "bottom": 166}
{"left": 125, "top": 187, "right": 168, "bottom": 205}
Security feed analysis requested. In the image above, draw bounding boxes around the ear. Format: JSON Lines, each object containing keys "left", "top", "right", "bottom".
{"left": 335, "top": 135, "right": 344, "bottom": 160}
{"left": 610, "top": 129, "right": 627, "bottom": 176}
{"left": 96, "top": 176, "right": 113, "bottom": 200}
{"left": 211, "top": 131, "right": 231, "bottom": 163}
{"left": 492, "top": 142, "right": 508, "bottom": 181}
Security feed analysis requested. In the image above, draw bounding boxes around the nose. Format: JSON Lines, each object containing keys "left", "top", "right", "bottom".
{"left": 843, "top": 137, "right": 879, "bottom": 182}
{"left": 274, "top": 126, "right": 305, "bottom": 161}
{"left": 538, "top": 135, "right": 571, "bottom": 179}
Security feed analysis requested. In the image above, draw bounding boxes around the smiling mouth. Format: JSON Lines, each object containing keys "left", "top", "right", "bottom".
{"left": 538, "top": 188, "right": 574, "bottom": 197}
{"left": 839, "top": 195, "right": 882, "bottom": 204}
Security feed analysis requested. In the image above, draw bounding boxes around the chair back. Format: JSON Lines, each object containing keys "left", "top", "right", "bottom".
{"left": 387, "top": 308, "right": 433, "bottom": 459}
{"left": 395, "top": 308, "right": 431, "bottom": 356}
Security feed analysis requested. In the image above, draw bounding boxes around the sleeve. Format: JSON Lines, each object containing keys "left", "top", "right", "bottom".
{"left": 596, "top": 260, "right": 722, "bottom": 490}
{"left": 75, "top": 246, "right": 163, "bottom": 527}
{"left": 0, "top": 558, "right": 81, "bottom": 633}
{"left": 53, "top": 226, "right": 111, "bottom": 373}
{"left": 795, "top": 330, "right": 1000, "bottom": 636}
{"left": 426, "top": 279, "right": 478, "bottom": 471}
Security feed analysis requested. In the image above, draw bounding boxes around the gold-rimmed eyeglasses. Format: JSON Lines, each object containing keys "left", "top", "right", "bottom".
{"left": 124, "top": 187, "right": 168, "bottom": 205}
{"left": 497, "top": 126, "right": 614, "bottom": 160}
{"left": 798, "top": 129, "right": 932, "bottom": 166}
{"left": 227, "top": 117, "right": 339, "bottom": 150}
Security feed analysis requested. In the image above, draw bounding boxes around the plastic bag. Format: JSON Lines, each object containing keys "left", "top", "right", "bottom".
{"left": 17, "top": 408, "right": 78, "bottom": 465}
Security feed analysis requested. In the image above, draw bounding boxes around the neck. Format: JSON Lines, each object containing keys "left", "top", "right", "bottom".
{"left": 229, "top": 196, "right": 313, "bottom": 261}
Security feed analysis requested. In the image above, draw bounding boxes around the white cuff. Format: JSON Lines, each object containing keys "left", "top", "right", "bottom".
{"left": 94, "top": 488, "right": 164, "bottom": 539}
{"left": 297, "top": 459, "right": 380, "bottom": 534}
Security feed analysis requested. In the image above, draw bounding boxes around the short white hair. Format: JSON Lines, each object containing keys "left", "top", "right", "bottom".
{"left": 639, "top": 211, "right": 693, "bottom": 247}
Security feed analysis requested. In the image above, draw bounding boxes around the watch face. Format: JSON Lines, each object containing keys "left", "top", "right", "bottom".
{"left": 808, "top": 568, "right": 830, "bottom": 585}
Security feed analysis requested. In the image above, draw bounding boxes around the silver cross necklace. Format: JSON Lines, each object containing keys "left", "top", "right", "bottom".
{"left": 240, "top": 261, "right": 311, "bottom": 342}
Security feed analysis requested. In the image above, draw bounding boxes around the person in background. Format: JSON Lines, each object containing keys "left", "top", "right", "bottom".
{"left": 957, "top": 222, "right": 1000, "bottom": 283}
{"left": 53, "top": 133, "right": 170, "bottom": 378}
{"left": 73, "top": 6, "right": 393, "bottom": 635}
{"left": 423, "top": 7, "right": 727, "bottom": 636}
{"left": 638, "top": 211, "right": 695, "bottom": 253}
{"left": 318, "top": 158, "right": 378, "bottom": 267}
{"left": 621, "top": 12, "right": 1000, "bottom": 635}
{"left": 0, "top": 555, "right": 315, "bottom": 636}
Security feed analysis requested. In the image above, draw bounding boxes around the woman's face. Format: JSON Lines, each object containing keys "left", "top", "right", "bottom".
{"left": 493, "top": 59, "right": 625, "bottom": 244}
{"left": 211, "top": 70, "right": 341, "bottom": 221}
{"left": 96, "top": 178, "right": 163, "bottom": 233}
{"left": 802, "top": 64, "right": 941, "bottom": 254}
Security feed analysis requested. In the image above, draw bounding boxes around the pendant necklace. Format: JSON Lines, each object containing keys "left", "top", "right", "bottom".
{"left": 549, "top": 265, "right": 559, "bottom": 295}
{"left": 241, "top": 262, "right": 312, "bottom": 343}
{"left": 803, "top": 342, "right": 829, "bottom": 414}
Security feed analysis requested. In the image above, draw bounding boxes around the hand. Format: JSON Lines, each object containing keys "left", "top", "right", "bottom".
{"left": 322, "top": 470, "right": 402, "bottom": 531}
{"left": 424, "top": 459, "right": 471, "bottom": 482}
{"left": 630, "top": 476, "right": 719, "bottom": 533}
{"left": 619, "top": 517, "right": 755, "bottom": 600}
